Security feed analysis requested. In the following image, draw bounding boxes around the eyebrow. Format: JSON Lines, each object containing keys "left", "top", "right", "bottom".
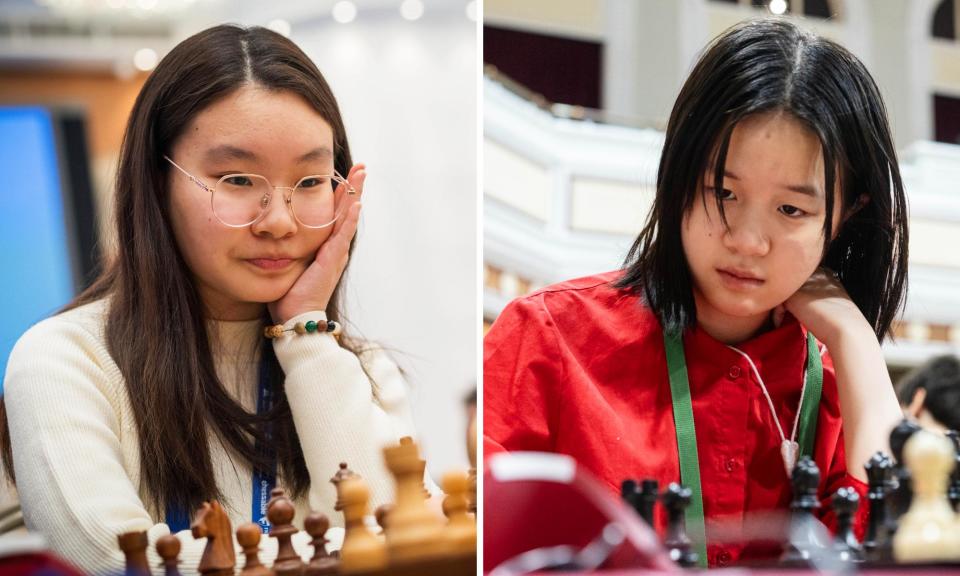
{"left": 203, "top": 145, "right": 333, "bottom": 164}
{"left": 708, "top": 168, "right": 822, "bottom": 198}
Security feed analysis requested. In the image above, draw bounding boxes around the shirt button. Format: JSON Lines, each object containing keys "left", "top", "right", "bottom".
{"left": 717, "top": 551, "right": 732, "bottom": 566}
{"left": 725, "top": 459, "right": 738, "bottom": 472}
{"left": 727, "top": 365, "right": 741, "bottom": 379}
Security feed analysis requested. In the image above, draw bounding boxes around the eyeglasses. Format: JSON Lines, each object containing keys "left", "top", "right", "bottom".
{"left": 164, "top": 155, "right": 355, "bottom": 228}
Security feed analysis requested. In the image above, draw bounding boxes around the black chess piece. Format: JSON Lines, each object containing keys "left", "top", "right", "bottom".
{"left": 621, "top": 478, "right": 659, "bottom": 527}
{"left": 304, "top": 512, "right": 338, "bottom": 576}
{"left": 862, "top": 451, "right": 892, "bottom": 562}
{"left": 946, "top": 430, "right": 960, "bottom": 512}
{"left": 638, "top": 479, "right": 659, "bottom": 527}
{"left": 621, "top": 479, "right": 640, "bottom": 514}
{"left": 886, "top": 419, "right": 921, "bottom": 537}
{"left": 661, "top": 482, "right": 698, "bottom": 568}
{"left": 831, "top": 487, "right": 864, "bottom": 563}
{"left": 781, "top": 456, "right": 825, "bottom": 565}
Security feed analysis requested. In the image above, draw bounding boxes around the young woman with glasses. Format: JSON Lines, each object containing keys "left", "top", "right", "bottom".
{"left": 1, "top": 25, "right": 419, "bottom": 573}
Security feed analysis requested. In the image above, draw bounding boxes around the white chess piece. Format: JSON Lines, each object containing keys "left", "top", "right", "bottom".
{"left": 892, "top": 429, "right": 960, "bottom": 562}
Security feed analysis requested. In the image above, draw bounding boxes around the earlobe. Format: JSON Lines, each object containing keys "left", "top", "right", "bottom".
{"left": 905, "top": 387, "right": 926, "bottom": 419}
{"left": 844, "top": 194, "right": 870, "bottom": 223}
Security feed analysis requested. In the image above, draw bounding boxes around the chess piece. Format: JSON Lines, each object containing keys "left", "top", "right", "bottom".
{"left": 383, "top": 437, "right": 447, "bottom": 563}
{"left": 191, "top": 501, "right": 235, "bottom": 576}
{"left": 156, "top": 535, "right": 183, "bottom": 576}
{"left": 620, "top": 479, "right": 640, "bottom": 514}
{"left": 661, "top": 483, "right": 698, "bottom": 568}
{"left": 304, "top": 512, "right": 339, "bottom": 576}
{"left": 831, "top": 487, "right": 864, "bottom": 563}
{"left": 862, "top": 451, "right": 892, "bottom": 561}
{"left": 375, "top": 504, "right": 392, "bottom": 532}
{"left": 331, "top": 462, "right": 359, "bottom": 512}
{"left": 339, "top": 477, "right": 388, "bottom": 573}
{"left": 118, "top": 530, "right": 150, "bottom": 576}
{"left": 236, "top": 522, "right": 270, "bottom": 576}
{"left": 887, "top": 418, "right": 922, "bottom": 532}
{"left": 467, "top": 414, "right": 477, "bottom": 515}
{"left": 781, "top": 456, "right": 826, "bottom": 564}
{"left": 399, "top": 437, "right": 431, "bottom": 498}
{"left": 893, "top": 429, "right": 960, "bottom": 562}
{"left": 946, "top": 430, "right": 960, "bottom": 511}
{"left": 638, "top": 479, "right": 659, "bottom": 527}
{"left": 267, "top": 488, "right": 304, "bottom": 576}
{"left": 441, "top": 470, "right": 477, "bottom": 556}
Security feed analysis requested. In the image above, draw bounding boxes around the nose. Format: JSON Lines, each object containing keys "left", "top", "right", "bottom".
{"left": 721, "top": 210, "right": 770, "bottom": 257}
{"left": 250, "top": 187, "right": 298, "bottom": 238}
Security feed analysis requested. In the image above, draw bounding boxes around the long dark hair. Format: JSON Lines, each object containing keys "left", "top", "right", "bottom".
{"left": 616, "top": 18, "right": 908, "bottom": 341}
{"left": 1, "top": 25, "right": 359, "bottom": 517}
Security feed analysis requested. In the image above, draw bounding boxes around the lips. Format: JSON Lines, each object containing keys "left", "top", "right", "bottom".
{"left": 718, "top": 268, "right": 763, "bottom": 282}
{"left": 717, "top": 267, "right": 765, "bottom": 289}
{"left": 246, "top": 258, "right": 296, "bottom": 271}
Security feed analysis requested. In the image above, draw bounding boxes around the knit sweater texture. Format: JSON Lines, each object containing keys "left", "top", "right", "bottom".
{"left": 2, "top": 299, "right": 417, "bottom": 574}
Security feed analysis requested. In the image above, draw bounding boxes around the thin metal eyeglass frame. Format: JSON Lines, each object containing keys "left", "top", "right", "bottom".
{"left": 163, "top": 155, "right": 355, "bottom": 229}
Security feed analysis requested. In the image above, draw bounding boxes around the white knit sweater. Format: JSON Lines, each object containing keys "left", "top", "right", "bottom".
{"left": 2, "top": 299, "right": 417, "bottom": 575}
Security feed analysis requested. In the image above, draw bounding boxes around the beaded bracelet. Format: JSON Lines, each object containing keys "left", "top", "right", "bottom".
{"left": 263, "top": 319, "right": 342, "bottom": 340}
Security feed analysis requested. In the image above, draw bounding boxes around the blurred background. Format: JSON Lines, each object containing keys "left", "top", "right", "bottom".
{"left": 0, "top": 0, "right": 477, "bottom": 477}
{"left": 483, "top": 0, "right": 960, "bottom": 381}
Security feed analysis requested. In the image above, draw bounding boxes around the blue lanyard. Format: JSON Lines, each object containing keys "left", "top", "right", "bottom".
{"left": 165, "top": 341, "right": 278, "bottom": 534}
{"left": 252, "top": 342, "right": 278, "bottom": 533}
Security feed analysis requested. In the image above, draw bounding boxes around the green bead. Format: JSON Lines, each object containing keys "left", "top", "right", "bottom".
{"left": 305, "top": 320, "right": 318, "bottom": 333}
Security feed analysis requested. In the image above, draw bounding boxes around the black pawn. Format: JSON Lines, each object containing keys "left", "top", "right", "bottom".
{"left": 862, "top": 452, "right": 892, "bottom": 562}
{"left": 661, "top": 483, "right": 698, "bottom": 568}
{"left": 781, "top": 456, "right": 823, "bottom": 565}
{"left": 886, "top": 419, "right": 921, "bottom": 535}
{"left": 831, "top": 487, "right": 864, "bottom": 563}
{"left": 945, "top": 430, "right": 960, "bottom": 512}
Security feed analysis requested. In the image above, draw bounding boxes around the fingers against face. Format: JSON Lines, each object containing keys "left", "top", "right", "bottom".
{"left": 332, "top": 164, "right": 365, "bottom": 236}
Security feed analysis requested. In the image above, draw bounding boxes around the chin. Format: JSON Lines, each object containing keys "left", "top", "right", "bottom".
{"left": 237, "top": 283, "right": 295, "bottom": 304}
{"left": 709, "top": 294, "right": 772, "bottom": 320}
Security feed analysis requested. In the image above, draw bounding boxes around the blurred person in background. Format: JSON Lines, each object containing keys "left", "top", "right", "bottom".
{"left": 896, "top": 354, "right": 960, "bottom": 433}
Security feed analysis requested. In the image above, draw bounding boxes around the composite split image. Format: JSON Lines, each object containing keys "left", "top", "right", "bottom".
{"left": 0, "top": 0, "right": 477, "bottom": 575}
{"left": 3, "top": 0, "right": 960, "bottom": 575}
{"left": 482, "top": 0, "right": 960, "bottom": 573}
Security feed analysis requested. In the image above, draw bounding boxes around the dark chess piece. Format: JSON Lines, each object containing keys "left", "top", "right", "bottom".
{"left": 621, "top": 479, "right": 640, "bottom": 515}
{"left": 236, "top": 522, "right": 270, "bottom": 576}
{"left": 862, "top": 451, "right": 892, "bottom": 562}
{"left": 268, "top": 488, "right": 305, "bottom": 576}
{"left": 781, "top": 456, "right": 825, "bottom": 565}
{"left": 191, "top": 501, "right": 235, "bottom": 576}
{"left": 331, "top": 462, "right": 359, "bottom": 512}
{"left": 886, "top": 419, "right": 922, "bottom": 537}
{"left": 156, "top": 535, "right": 183, "bottom": 576}
{"left": 638, "top": 479, "right": 659, "bottom": 527}
{"left": 118, "top": 531, "right": 150, "bottom": 576}
{"left": 304, "top": 512, "right": 338, "bottom": 576}
{"left": 620, "top": 478, "right": 659, "bottom": 528}
{"left": 661, "top": 482, "right": 698, "bottom": 568}
{"left": 831, "top": 487, "right": 864, "bottom": 563}
{"left": 946, "top": 430, "right": 960, "bottom": 511}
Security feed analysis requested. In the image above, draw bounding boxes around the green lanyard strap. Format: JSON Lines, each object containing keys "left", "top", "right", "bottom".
{"left": 662, "top": 329, "right": 822, "bottom": 568}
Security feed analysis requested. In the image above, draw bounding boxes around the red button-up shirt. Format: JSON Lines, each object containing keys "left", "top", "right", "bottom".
{"left": 484, "top": 271, "right": 869, "bottom": 567}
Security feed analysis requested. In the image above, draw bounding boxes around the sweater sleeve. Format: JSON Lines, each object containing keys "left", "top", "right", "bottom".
{"left": 483, "top": 294, "right": 563, "bottom": 460}
{"left": 271, "top": 312, "right": 419, "bottom": 523}
{"left": 3, "top": 314, "right": 340, "bottom": 575}
{"left": 3, "top": 315, "right": 207, "bottom": 574}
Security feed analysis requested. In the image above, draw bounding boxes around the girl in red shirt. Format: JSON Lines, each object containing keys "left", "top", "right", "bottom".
{"left": 484, "top": 18, "right": 908, "bottom": 567}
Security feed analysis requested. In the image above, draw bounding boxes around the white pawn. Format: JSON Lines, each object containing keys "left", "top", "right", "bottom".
{"left": 893, "top": 429, "right": 960, "bottom": 562}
